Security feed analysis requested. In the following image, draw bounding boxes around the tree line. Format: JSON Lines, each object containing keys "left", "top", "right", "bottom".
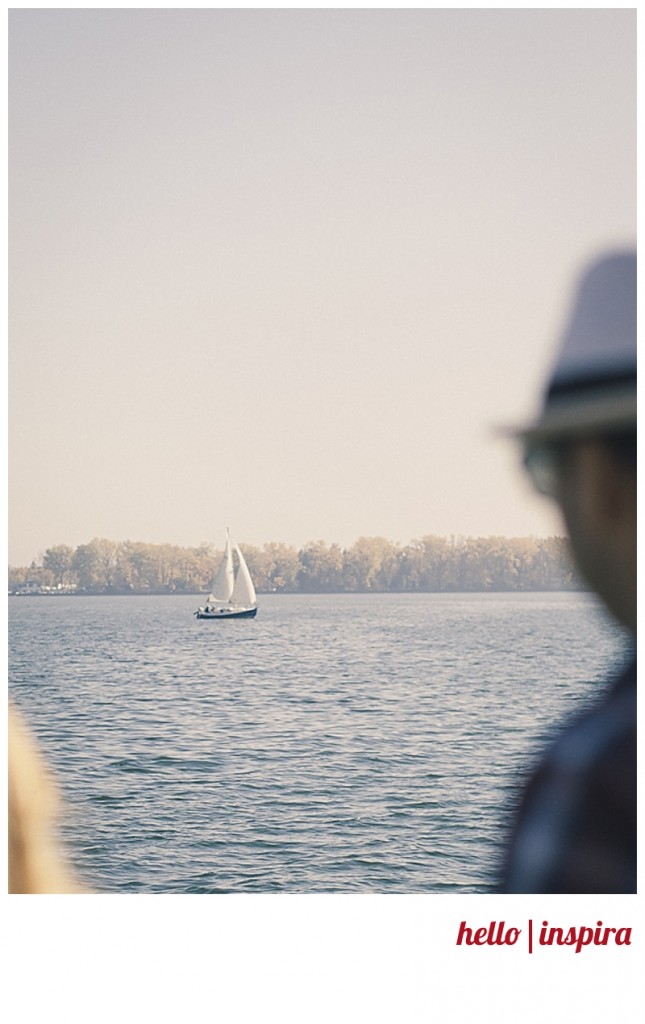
{"left": 9, "top": 534, "right": 582, "bottom": 594}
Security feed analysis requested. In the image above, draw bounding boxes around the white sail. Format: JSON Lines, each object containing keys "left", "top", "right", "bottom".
{"left": 231, "top": 543, "right": 257, "bottom": 607}
{"left": 209, "top": 532, "right": 235, "bottom": 603}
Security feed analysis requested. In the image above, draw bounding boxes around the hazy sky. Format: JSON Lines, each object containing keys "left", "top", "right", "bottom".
{"left": 9, "top": 8, "right": 635, "bottom": 565}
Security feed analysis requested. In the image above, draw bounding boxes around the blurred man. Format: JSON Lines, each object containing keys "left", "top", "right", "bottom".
{"left": 500, "top": 250, "right": 636, "bottom": 893}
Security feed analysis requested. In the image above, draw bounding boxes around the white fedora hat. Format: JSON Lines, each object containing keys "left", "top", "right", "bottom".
{"left": 515, "top": 250, "right": 636, "bottom": 442}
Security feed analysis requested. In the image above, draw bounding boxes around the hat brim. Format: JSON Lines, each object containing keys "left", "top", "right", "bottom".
{"left": 504, "top": 385, "right": 636, "bottom": 443}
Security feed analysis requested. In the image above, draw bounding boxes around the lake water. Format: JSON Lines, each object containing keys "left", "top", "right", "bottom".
{"left": 8, "top": 592, "right": 630, "bottom": 894}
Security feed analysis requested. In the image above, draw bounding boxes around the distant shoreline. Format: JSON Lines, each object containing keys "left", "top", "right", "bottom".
{"left": 8, "top": 535, "right": 580, "bottom": 596}
{"left": 9, "top": 586, "right": 587, "bottom": 597}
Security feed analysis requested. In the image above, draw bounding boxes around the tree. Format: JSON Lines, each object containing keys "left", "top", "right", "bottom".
{"left": 297, "top": 541, "right": 345, "bottom": 592}
{"left": 403, "top": 536, "right": 455, "bottom": 591}
{"left": 342, "top": 537, "right": 400, "bottom": 592}
{"left": 248, "top": 543, "right": 300, "bottom": 592}
{"left": 72, "top": 538, "right": 120, "bottom": 591}
{"left": 43, "top": 545, "right": 76, "bottom": 588}
{"left": 118, "top": 541, "right": 157, "bottom": 590}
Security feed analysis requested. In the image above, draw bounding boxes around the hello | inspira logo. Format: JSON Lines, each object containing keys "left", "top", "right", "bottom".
{"left": 456, "top": 920, "right": 632, "bottom": 954}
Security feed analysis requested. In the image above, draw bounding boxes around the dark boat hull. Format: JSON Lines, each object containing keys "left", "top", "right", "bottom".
{"left": 195, "top": 606, "right": 258, "bottom": 620}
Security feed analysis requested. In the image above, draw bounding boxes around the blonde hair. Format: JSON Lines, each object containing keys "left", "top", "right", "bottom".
{"left": 8, "top": 703, "right": 82, "bottom": 893}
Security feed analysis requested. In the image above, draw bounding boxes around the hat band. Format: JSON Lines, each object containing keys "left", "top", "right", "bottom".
{"left": 547, "top": 368, "right": 636, "bottom": 402}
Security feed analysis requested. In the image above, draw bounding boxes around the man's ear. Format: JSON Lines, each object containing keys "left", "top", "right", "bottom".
{"left": 591, "top": 443, "right": 637, "bottom": 536}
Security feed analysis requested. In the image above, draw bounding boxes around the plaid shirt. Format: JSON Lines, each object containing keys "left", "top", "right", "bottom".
{"left": 500, "top": 655, "right": 636, "bottom": 894}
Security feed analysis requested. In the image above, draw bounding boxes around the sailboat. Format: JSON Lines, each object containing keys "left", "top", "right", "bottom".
{"left": 195, "top": 530, "right": 258, "bottom": 619}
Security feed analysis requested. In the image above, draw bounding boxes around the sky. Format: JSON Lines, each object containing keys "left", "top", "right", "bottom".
{"left": 8, "top": 8, "right": 635, "bottom": 566}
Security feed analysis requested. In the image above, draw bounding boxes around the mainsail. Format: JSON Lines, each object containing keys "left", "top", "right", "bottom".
{"left": 208, "top": 532, "right": 235, "bottom": 603}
